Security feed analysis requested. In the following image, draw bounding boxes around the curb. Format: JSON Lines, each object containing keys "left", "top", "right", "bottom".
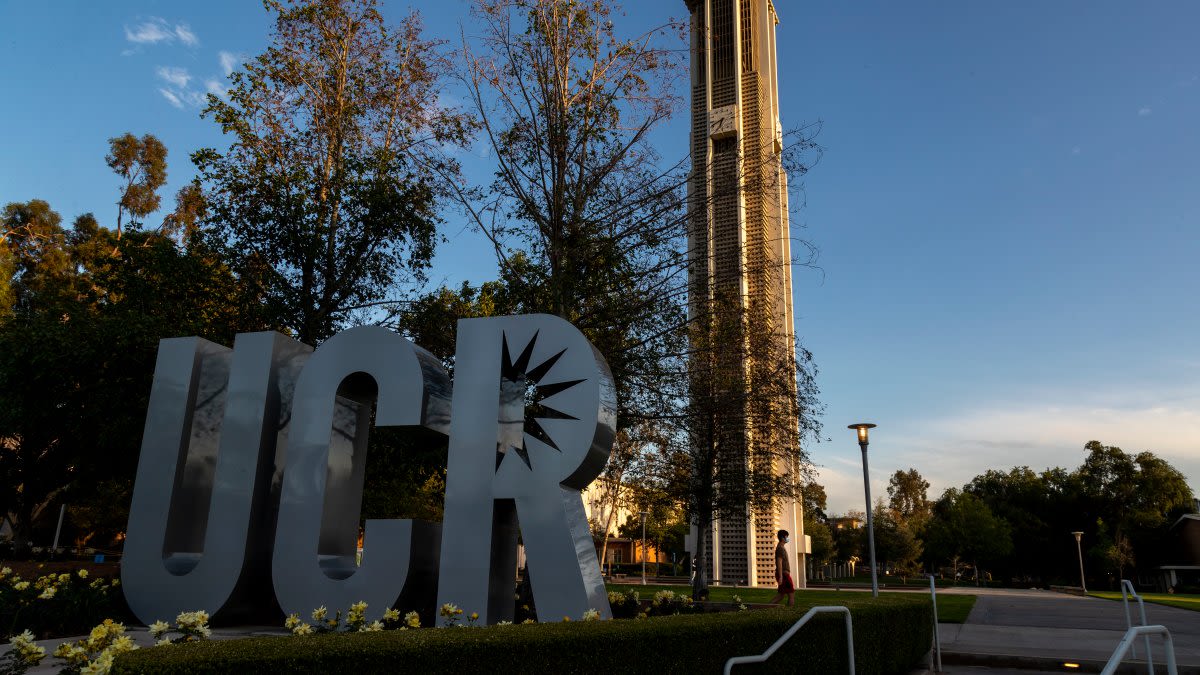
{"left": 942, "top": 650, "right": 1200, "bottom": 674}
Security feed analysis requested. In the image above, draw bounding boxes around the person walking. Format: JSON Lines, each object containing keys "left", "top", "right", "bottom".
{"left": 769, "top": 529, "right": 795, "bottom": 606}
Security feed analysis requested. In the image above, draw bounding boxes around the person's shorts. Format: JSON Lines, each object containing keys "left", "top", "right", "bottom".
{"left": 778, "top": 572, "right": 794, "bottom": 593}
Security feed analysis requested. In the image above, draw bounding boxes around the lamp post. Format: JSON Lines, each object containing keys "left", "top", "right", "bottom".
{"left": 1072, "top": 531, "right": 1086, "bottom": 594}
{"left": 640, "top": 510, "right": 649, "bottom": 586}
{"left": 849, "top": 423, "right": 879, "bottom": 598}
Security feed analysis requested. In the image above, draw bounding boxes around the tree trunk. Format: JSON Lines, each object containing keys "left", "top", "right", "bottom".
{"left": 691, "top": 513, "right": 710, "bottom": 601}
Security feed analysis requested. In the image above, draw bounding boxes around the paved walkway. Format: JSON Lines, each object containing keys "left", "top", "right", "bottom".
{"left": 926, "top": 587, "right": 1200, "bottom": 673}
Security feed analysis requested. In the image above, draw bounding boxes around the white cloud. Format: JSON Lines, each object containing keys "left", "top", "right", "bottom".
{"left": 155, "top": 66, "right": 192, "bottom": 89}
{"left": 218, "top": 51, "right": 240, "bottom": 76}
{"left": 205, "top": 79, "right": 226, "bottom": 98}
{"left": 175, "top": 24, "right": 199, "bottom": 47}
{"left": 158, "top": 88, "right": 184, "bottom": 109}
{"left": 1138, "top": 106, "right": 1153, "bottom": 117}
{"left": 814, "top": 391, "right": 1200, "bottom": 515}
{"left": 125, "top": 18, "right": 174, "bottom": 45}
{"left": 123, "top": 17, "right": 199, "bottom": 48}
{"left": 1071, "top": 146, "right": 1081, "bottom": 155}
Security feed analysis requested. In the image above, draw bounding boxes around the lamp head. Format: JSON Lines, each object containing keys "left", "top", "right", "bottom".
{"left": 1071, "top": 531, "right": 1083, "bottom": 542}
{"left": 848, "top": 423, "right": 876, "bottom": 445}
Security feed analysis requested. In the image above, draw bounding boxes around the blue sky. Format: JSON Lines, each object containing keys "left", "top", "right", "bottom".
{"left": 2, "top": 1, "right": 1198, "bottom": 514}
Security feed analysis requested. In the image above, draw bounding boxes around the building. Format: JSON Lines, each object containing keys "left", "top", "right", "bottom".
{"left": 582, "top": 480, "right": 671, "bottom": 575}
{"left": 682, "top": 0, "right": 806, "bottom": 588}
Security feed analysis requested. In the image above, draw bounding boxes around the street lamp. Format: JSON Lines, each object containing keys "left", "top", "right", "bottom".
{"left": 1072, "top": 531, "right": 1086, "bottom": 594}
{"left": 640, "top": 510, "right": 649, "bottom": 586}
{"left": 849, "top": 423, "right": 879, "bottom": 598}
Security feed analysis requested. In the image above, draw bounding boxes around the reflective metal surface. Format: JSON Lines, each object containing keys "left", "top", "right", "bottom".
{"left": 439, "top": 314, "right": 617, "bottom": 624}
{"left": 271, "top": 326, "right": 451, "bottom": 621}
{"left": 124, "top": 317, "right": 611, "bottom": 626}
{"left": 123, "top": 332, "right": 310, "bottom": 624}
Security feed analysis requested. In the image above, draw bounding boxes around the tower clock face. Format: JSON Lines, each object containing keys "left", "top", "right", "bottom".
{"left": 708, "top": 104, "right": 738, "bottom": 140}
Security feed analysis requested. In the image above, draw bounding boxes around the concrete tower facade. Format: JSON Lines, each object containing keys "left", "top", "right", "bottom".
{"left": 683, "top": 0, "right": 805, "bottom": 588}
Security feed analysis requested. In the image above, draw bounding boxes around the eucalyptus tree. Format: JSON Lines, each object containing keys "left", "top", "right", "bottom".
{"left": 106, "top": 133, "right": 168, "bottom": 237}
{"left": 194, "top": 0, "right": 472, "bottom": 344}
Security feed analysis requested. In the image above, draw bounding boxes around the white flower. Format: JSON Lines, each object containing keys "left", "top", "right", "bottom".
{"left": 108, "top": 635, "right": 138, "bottom": 655}
{"left": 80, "top": 650, "right": 114, "bottom": 675}
{"left": 364, "top": 620, "right": 384, "bottom": 632}
{"left": 13, "top": 580, "right": 30, "bottom": 591}
{"left": 39, "top": 586, "right": 57, "bottom": 599}
{"left": 582, "top": 608, "right": 600, "bottom": 622}
{"left": 0, "top": 566, "right": 10, "bottom": 577}
{"left": 155, "top": 638, "right": 173, "bottom": 647}
{"left": 292, "top": 623, "right": 313, "bottom": 636}
{"left": 311, "top": 606, "right": 327, "bottom": 622}
{"left": 495, "top": 620, "right": 512, "bottom": 626}
{"left": 404, "top": 611, "right": 421, "bottom": 629}
{"left": 439, "top": 603, "right": 461, "bottom": 618}
{"left": 284, "top": 613, "right": 303, "bottom": 630}
{"left": 149, "top": 620, "right": 171, "bottom": 638}
{"left": 10, "top": 631, "right": 47, "bottom": 665}
{"left": 382, "top": 608, "right": 400, "bottom": 622}
{"left": 77, "top": 569, "right": 89, "bottom": 579}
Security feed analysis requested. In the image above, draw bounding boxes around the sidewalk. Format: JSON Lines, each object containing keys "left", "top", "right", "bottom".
{"left": 926, "top": 587, "right": 1200, "bottom": 673}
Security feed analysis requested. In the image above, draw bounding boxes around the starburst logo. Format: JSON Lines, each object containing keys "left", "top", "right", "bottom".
{"left": 497, "top": 330, "right": 585, "bottom": 471}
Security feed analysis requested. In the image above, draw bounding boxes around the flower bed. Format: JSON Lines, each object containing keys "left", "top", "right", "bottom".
{"left": 0, "top": 566, "right": 129, "bottom": 640}
{"left": 110, "top": 594, "right": 933, "bottom": 675}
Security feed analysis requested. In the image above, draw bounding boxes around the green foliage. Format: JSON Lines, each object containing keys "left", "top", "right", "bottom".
{"left": 194, "top": 0, "right": 470, "bottom": 344}
{"left": 805, "top": 516, "right": 836, "bottom": 565}
{"left": 887, "top": 468, "right": 931, "bottom": 528}
{"left": 923, "top": 489, "right": 1013, "bottom": 580}
{"left": 956, "top": 442, "right": 1194, "bottom": 586}
{"left": 0, "top": 568, "right": 126, "bottom": 641}
{"left": 113, "top": 596, "right": 933, "bottom": 675}
{"left": 105, "top": 133, "right": 168, "bottom": 235}
{"left": 0, "top": 197, "right": 259, "bottom": 550}
{"left": 871, "top": 506, "right": 923, "bottom": 580}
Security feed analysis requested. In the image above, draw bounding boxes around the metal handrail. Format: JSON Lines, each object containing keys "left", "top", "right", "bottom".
{"left": 724, "top": 605, "right": 855, "bottom": 675}
{"left": 1120, "top": 578, "right": 1154, "bottom": 672}
{"left": 1101, "top": 625, "right": 1177, "bottom": 675}
{"left": 929, "top": 575, "right": 942, "bottom": 672}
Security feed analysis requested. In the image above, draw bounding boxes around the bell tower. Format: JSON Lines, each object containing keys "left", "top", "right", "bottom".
{"left": 683, "top": 0, "right": 805, "bottom": 588}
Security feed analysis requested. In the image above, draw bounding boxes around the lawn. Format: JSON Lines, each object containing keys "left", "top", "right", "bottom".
{"left": 1090, "top": 591, "right": 1200, "bottom": 612}
{"left": 607, "top": 583, "right": 977, "bottom": 623}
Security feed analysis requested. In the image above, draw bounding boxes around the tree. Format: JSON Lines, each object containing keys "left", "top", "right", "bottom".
{"left": 923, "top": 489, "right": 1013, "bottom": 584}
{"left": 194, "top": 0, "right": 471, "bottom": 344}
{"left": 665, "top": 294, "right": 822, "bottom": 598}
{"left": 106, "top": 133, "right": 168, "bottom": 237}
{"left": 804, "top": 515, "right": 835, "bottom": 567}
{"left": 1, "top": 200, "right": 74, "bottom": 311}
{"left": 453, "top": 0, "right": 689, "bottom": 425}
{"left": 871, "top": 501, "right": 923, "bottom": 583}
{"left": 590, "top": 424, "right": 658, "bottom": 573}
{"left": 454, "top": 0, "right": 823, "bottom": 601}
{"left": 801, "top": 481, "right": 829, "bottom": 523}
{"left": 0, "top": 208, "right": 255, "bottom": 551}
{"left": 887, "top": 468, "right": 930, "bottom": 529}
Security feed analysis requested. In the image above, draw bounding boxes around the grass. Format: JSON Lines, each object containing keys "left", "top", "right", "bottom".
{"left": 607, "top": 583, "right": 977, "bottom": 623}
{"left": 1089, "top": 591, "right": 1200, "bottom": 612}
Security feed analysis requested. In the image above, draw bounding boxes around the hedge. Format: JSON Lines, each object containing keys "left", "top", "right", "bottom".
{"left": 112, "top": 595, "right": 932, "bottom": 674}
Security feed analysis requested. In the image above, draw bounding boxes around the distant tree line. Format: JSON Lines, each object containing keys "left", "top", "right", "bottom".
{"left": 802, "top": 441, "right": 1194, "bottom": 589}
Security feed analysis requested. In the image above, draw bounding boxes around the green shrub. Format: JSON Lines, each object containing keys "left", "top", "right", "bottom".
{"left": 112, "top": 595, "right": 932, "bottom": 674}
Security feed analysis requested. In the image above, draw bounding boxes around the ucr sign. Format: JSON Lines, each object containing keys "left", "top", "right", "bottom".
{"left": 121, "top": 314, "right": 616, "bottom": 626}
